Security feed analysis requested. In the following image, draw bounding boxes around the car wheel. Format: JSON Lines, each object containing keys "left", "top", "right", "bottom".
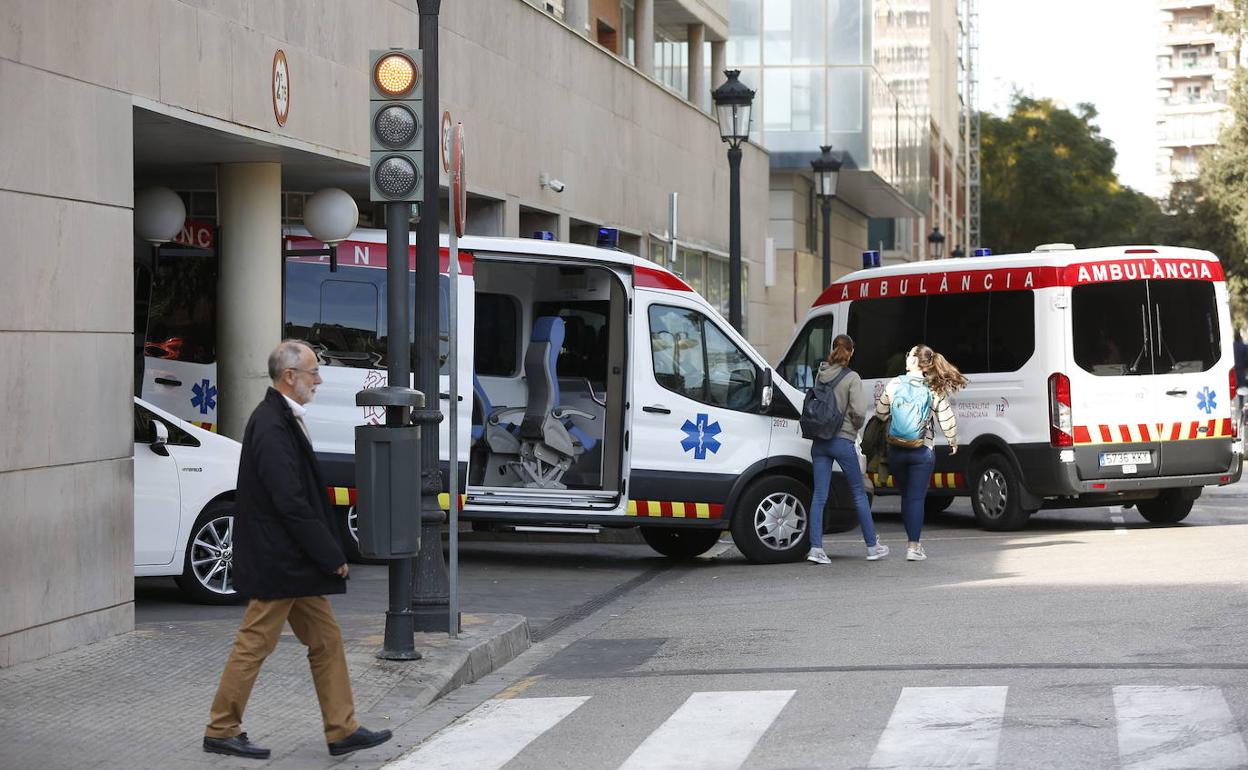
{"left": 730, "top": 476, "right": 812, "bottom": 564}
{"left": 639, "top": 527, "right": 722, "bottom": 559}
{"left": 175, "top": 499, "right": 242, "bottom": 604}
{"left": 1136, "top": 491, "right": 1195, "bottom": 524}
{"left": 969, "top": 454, "right": 1030, "bottom": 531}
{"left": 924, "top": 496, "right": 954, "bottom": 516}
{"left": 338, "top": 506, "right": 386, "bottom": 565}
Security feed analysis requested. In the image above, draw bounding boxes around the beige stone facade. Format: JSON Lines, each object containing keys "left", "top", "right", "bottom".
{"left": 0, "top": 0, "right": 767, "bottom": 666}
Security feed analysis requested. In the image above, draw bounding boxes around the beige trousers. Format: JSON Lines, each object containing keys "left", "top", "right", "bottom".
{"left": 205, "top": 596, "right": 359, "bottom": 742}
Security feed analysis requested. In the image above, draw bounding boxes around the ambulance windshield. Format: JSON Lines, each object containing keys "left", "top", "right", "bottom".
{"left": 1072, "top": 279, "right": 1220, "bottom": 376}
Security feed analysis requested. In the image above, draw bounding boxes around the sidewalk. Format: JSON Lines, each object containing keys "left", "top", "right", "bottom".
{"left": 0, "top": 607, "right": 527, "bottom": 770}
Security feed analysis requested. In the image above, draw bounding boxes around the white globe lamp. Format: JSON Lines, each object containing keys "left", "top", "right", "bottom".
{"left": 304, "top": 188, "right": 359, "bottom": 245}
{"left": 134, "top": 186, "right": 187, "bottom": 245}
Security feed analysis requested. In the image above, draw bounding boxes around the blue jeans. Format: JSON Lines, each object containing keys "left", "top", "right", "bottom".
{"left": 809, "top": 437, "right": 878, "bottom": 549}
{"left": 887, "top": 445, "right": 935, "bottom": 542}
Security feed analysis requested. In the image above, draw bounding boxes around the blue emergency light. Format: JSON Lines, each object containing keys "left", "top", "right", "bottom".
{"left": 532, "top": 230, "right": 555, "bottom": 241}
{"left": 861, "top": 250, "right": 881, "bottom": 269}
{"left": 597, "top": 227, "right": 619, "bottom": 248}
{"left": 974, "top": 248, "right": 992, "bottom": 257}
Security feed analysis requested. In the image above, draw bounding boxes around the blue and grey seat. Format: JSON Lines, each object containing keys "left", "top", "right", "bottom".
{"left": 514, "top": 316, "right": 597, "bottom": 488}
{"left": 470, "top": 374, "right": 523, "bottom": 486}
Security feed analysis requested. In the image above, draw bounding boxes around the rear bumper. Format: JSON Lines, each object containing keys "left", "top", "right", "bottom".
{"left": 1014, "top": 442, "right": 1242, "bottom": 500}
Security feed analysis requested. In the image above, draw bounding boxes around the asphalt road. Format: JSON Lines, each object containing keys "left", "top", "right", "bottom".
{"left": 365, "top": 483, "right": 1248, "bottom": 770}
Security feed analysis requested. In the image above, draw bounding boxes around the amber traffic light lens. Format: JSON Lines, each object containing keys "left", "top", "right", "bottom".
{"left": 374, "top": 53, "right": 418, "bottom": 97}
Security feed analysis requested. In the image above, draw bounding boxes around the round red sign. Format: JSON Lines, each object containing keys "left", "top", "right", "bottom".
{"left": 452, "top": 124, "right": 467, "bottom": 238}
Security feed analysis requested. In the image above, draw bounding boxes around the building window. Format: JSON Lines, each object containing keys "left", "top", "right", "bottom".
{"left": 622, "top": 0, "right": 635, "bottom": 63}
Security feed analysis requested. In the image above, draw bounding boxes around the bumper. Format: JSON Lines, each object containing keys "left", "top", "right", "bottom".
{"left": 1014, "top": 442, "right": 1242, "bottom": 499}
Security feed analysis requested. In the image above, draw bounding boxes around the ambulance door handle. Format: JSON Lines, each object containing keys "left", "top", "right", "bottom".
{"left": 154, "top": 377, "right": 182, "bottom": 387}
{"left": 643, "top": 405, "right": 671, "bottom": 414}
{"left": 1165, "top": 389, "right": 1187, "bottom": 397}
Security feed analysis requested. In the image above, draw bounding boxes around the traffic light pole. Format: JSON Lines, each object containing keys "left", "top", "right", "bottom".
{"left": 412, "top": 0, "right": 453, "bottom": 633}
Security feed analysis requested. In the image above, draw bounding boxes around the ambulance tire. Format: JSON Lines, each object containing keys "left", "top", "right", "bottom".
{"left": 175, "top": 500, "right": 244, "bottom": 605}
{"left": 339, "top": 505, "right": 386, "bottom": 565}
{"left": 639, "top": 527, "right": 722, "bottom": 560}
{"left": 970, "top": 454, "right": 1030, "bottom": 531}
{"left": 1136, "top": 491, "right": 1194, "bottom": 524}
{"left": 730, "top": 476, "right": 813, "bottom": 564}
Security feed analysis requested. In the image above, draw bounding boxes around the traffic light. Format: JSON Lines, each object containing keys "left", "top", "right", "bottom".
{"left": 369, "top": 49, "right": 424, "bottom": 202}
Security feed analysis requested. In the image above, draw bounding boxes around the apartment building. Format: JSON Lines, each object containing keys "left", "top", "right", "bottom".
{"left": 1156, "top": 0, "right": 1240, "bottom": 193}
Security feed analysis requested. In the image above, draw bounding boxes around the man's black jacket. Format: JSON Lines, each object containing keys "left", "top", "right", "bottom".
{"left": 233, "top": 387, "right": 347, "bottom": 599}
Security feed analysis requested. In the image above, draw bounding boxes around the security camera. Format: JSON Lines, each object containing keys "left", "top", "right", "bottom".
{"left": 539, "top": 173, "right": 566, "bottom": 193}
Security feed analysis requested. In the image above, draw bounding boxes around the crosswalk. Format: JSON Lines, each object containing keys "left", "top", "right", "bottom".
{"left": 384, "top": 685, "right": 1248, "bottom": 770}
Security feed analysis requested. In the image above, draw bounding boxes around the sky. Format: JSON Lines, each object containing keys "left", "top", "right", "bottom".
{"left": 978, "top": 0, "right": 1161, "bottom": 197}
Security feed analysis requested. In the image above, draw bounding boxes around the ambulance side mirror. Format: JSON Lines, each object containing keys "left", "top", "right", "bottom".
{"left": 149, "top": 420, "right": 170, "bottom": 457}
{"left": 760, "top": 368, "right": 774, "bottom": 411}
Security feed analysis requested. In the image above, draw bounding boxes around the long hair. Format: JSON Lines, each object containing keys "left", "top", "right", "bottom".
{"left": 826, "top": 334, "right": 855, "bottom": 366}
{"left": 912, "top": 344, "right": 967, "bottom": 397}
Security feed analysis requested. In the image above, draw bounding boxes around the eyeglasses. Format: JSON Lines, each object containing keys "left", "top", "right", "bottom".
{"left": 286, "top": 367, "right": 321, "bottom": 377}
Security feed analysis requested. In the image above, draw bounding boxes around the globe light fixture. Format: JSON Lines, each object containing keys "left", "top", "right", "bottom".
{"left": 134, "top": 186, "right": 187, "bottom": 246}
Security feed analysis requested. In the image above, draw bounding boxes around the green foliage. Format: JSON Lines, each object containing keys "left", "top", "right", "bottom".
{"left": 981, "top": 96, "right": 1164, "bottom": 255}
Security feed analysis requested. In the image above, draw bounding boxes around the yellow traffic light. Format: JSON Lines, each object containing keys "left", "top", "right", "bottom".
{"left": 373, "top": 53, "right": 418, "bottom": 97}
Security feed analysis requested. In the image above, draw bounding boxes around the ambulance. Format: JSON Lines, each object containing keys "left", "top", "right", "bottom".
{"left": 277, "top": 230, "right": 851, "bottom": 564}
{"left": 777, "top": 244, "right": 1243, "bottom": 530}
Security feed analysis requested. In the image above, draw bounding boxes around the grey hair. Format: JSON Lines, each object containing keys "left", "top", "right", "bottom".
{"left": 268, "top": 339, "right": 312, "bottom": 381}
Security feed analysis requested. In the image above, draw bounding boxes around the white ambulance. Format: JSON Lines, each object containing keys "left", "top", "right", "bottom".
{"left": 281, "top": 231, "right": 842, "bottom": 563}
{"left": 778, "top": 244, "right": 1243, "bottom": 530}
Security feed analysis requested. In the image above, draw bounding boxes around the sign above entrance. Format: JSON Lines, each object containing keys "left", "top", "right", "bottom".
{"left": 272, "top": 50, "right": 290, "bottom": 126}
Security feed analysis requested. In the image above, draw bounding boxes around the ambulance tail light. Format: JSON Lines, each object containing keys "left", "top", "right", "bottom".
{"left": 1049, "top": 372, "right": 1073, "bottom": 447}
{"left": 1231, "top": 367, "right": 1239, "bottom": 439}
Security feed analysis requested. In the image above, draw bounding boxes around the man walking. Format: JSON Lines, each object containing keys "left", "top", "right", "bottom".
{"left": 203, "top": 340, "right": 392, "bottom": 759}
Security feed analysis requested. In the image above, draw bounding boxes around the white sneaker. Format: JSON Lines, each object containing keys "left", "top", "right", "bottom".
{"left": 866, "top": 542, "right": 890, "bottom": 561}
{"left": 806, "top": 547, "right": 831, "bottom": 565}
{"left": 906, "top": 544, "right": 927, "bottom": 561}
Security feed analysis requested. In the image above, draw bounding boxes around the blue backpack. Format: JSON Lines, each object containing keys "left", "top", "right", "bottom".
{"left": 886, "top": 375, "right": 932, "bottom": 448}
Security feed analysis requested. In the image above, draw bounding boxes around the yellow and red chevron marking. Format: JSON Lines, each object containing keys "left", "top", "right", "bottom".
{"left": 1072, "top": 418, "right": 1234, "bottom": 446}
{"left": 436, "top": 493, "right": 468, "bottom": 511}
{"left": 626, "top": 500, "right": 724, "bottom": 519}
{"left": 190, "top": 421, "right": 217, "bottom": 433}
{"left": 869, "top": 472, "right": 965, "bottom": 489}
{"left": 327, "top": 487, "right": 357, "bottom": 506}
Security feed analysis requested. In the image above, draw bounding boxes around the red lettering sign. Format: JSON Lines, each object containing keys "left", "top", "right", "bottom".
{"left": 283, "top": 237, "right": 474, "bottom": 275}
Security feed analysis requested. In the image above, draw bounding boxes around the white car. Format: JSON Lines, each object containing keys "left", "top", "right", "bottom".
{"left": 133, "top": 397, "right": 241, "bottom": 603}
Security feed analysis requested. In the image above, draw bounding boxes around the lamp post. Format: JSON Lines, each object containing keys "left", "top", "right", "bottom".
{"left": 282, "top": 188, "right": 359, "bottom": 272}
{"left": 927, "top": 225, "right": 946, "bottom": 260}
{"left": 810, "top": 145, "right": 842, "bottom": 289}
{"left": 711, "top": 69, "right": 754, "bottom": 333}
{"left": 951, "top": 245, "right": 965, "bottom": 260}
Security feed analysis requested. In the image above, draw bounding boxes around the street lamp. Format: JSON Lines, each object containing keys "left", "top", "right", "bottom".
{"left": 927, "top": 226, "right": 946, "bottom": 260}
{"left": 810, "top": 145, "right": 842, "bottom": 289}
{"left": 282, "top": 188, "right": 360, "bottom": 272}
{"left": 951, "top": 245, "right": 965, "bottom": 260}
{"left": 712, "top": 69, "right": 754, "bottom": 333}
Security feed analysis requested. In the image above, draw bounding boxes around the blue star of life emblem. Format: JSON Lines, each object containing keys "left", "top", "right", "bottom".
{"left": 191, "top": 378, "right": 218, "bottom": 415}
{"left": 680, "top": 413, "right": 722, "bottom": 460}
{"left": 1197, "top": 386, "right": 1217, "bottom": 415}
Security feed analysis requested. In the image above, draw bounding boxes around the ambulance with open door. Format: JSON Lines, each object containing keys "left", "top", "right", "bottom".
{"left": 778, "top": 244, "right": 1243, "bottom": 530}
{"left": 281, "top": 230, "right": 848, "bottom": 563}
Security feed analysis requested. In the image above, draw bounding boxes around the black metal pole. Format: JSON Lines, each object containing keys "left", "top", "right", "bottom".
{"left": 821, "top": 197, "right": 832, "bottom": 289}
{"left": 379, "top": 201, "right": 420, "bottom": 659}
{"left": 728, "top": 145, "right": 743, "bottom": 332}
{"left": 412, "top": 0, "right": 451, "bottom": 633}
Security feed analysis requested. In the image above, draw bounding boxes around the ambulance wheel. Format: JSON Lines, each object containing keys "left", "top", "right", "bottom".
{"left": 1136, "top": 491, "right": 1194, "bottom": 524}
{"left": 339, "top": 506, "right": 385, "bottom": 565}
{"left": 175, "top": 500, "right": 243, "bottom": 605}
{"left": 640, "top": 527, "right": 722, "bottom": 559}
{"left": 970, "top": 454, "right": 1030, "bottom": 531}
{"left": 730, "top": 476, "right": 812, "bottom": 564}
{"left": 924, "top": 496, "right": 954, "bottom": 516}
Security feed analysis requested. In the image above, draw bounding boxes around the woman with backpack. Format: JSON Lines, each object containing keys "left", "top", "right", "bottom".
{"left": 875, "top": 344, "right": 967, "bottom": 561}
{"left": 803, "top": 334, "right": 889, "bottom": 565}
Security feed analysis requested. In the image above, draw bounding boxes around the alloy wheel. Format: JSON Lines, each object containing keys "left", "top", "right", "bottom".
{"left": 189, "top": 515, "right": 236, "bottom": 595}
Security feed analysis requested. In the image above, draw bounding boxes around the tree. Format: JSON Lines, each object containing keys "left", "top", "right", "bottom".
{"left": 981, "top": 96, "right": 1165, "bottom": 255}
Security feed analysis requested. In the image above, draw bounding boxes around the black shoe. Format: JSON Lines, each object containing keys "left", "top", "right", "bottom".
{"left": 203, "top": 732, "right": 271, "bottom": 759}
{"left": 327, "top": 726, "right": 393, "bottom": 756}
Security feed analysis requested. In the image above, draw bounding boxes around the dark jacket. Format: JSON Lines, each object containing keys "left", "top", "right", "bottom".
{"left": 233, "top": 388, "right": 347, "bottom": 599}
{"left": 861, "top": 414, "right": 891, "bottom": 480}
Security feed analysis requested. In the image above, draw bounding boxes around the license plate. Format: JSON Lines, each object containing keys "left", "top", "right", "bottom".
{"left": 1099, "top": 451, "right": 1151, "bottom": 467}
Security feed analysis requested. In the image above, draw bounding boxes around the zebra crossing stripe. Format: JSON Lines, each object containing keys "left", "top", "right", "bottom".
{"left": 617, "top": 690, "right": 796, "bottom": 770}
{"left": 1114, "top": 686, "right": 1248, "bottom": 769}
{"left": 869, "top": 686, "right": 1008, "bottom": 769}
{"left": 382, "top": 696, "right": 589, "bottom": 770}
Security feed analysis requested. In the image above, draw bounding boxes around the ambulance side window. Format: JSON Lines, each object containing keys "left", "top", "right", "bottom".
{"left": 778, "top": 315, "right": 837, "bottom": 390}
{"left": 143, "top": 254, "right": 218, "bottom": 364}
{"left": 649, "top": 304, "right": 759, "bottom": 411}
{"left": 846, "top": 297, "right": 926, "bottom": 379}
{"left": 925, "top": 293, "right": 990, "bottom": 374}
{"left": 475, "top": 293, "right": 521, "bottom": 376}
